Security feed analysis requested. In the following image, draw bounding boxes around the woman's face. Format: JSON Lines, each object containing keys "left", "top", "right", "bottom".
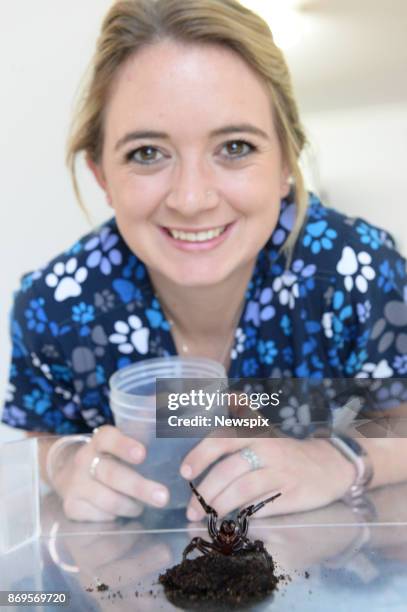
{"left": 92, "top": 39, "right": 290, "bottom": 287}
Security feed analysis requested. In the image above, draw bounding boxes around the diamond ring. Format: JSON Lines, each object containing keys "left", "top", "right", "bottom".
{"left": 89, "top": 455, "right": 101, "bottom": 479}
{"left": 240, "top": 447, "right": 263, "bottom": 471}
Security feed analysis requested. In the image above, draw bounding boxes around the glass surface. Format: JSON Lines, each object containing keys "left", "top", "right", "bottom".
{"left": 2, "top": 437, "right": 407, "bottom": 610}
{"left": 0, "top": 437, "right": 40, "bottom": 554}
{"left": 3, "top": 497, "right": 407, "bottom": 611}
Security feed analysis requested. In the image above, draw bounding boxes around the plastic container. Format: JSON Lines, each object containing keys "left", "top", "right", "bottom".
{"left": 109, "top": 356, "right": 227, "bottom": 509}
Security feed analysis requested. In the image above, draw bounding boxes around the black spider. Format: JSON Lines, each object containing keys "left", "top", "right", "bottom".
{"left": 183, "top": 481, "right": 281, "bottom": 568}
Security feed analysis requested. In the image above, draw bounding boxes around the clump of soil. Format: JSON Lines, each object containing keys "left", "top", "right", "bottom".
{"left": 159, "top": 550, "right": 281, "bottom": 610}
{"left": 85, "top": 581, "right": 109, "bottom": 594}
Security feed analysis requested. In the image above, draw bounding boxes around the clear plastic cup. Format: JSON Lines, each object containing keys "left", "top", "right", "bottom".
{"left": 109, "top": 356, "right": 227, "bottom": 509}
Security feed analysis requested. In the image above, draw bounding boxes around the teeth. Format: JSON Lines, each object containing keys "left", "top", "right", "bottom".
{"left": 168, "top": 226, "right": 226, "bottom": 242}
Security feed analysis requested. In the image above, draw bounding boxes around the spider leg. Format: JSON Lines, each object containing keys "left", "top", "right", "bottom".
{"left": 237, "top": 492, "right": 281, "bottom": 537}
{"left": 208, "top": 514, "right": 218, "bottom": 541}
{"left": 247, "top": 492, "right": 282, "bottom": 516}
{"left": 238, "top": 492, "right": 282, "bottom": 520}
{"left": 182, "top": 537, "right": 216, "bottom": 561}
{"left": 189, "top": 481, "right": 218, "bottom": 516}
{"left": 189, "top": 481, "right": 218, "bottom": 540}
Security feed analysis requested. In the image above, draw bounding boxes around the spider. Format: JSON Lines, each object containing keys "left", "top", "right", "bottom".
{"left": 182, "top": 481, "right": 282, "bottom": 568}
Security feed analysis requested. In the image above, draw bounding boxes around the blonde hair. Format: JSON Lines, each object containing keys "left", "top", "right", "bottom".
{"left": 67, "top": 0, "right": 308, "bottom": 255}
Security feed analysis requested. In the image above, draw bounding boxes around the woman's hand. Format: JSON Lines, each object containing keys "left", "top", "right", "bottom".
{"left": 180, "top": 436, "right": 355, "bottom": 521}
{"left": 51, "top": 425, "right": 170, "bottom": 521}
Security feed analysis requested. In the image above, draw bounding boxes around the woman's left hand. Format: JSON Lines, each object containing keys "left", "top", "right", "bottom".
{"left": 180, "top": 436, "right": 356, "bottom": 521}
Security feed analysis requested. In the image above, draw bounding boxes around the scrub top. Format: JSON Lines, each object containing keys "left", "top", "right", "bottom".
{"left": 2, "top": 192, "right": 406, "bottom": 434}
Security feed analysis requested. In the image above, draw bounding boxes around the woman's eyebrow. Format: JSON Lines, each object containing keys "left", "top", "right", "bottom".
{"left": 114, "top": 123, "right": 270, "bottom": 151}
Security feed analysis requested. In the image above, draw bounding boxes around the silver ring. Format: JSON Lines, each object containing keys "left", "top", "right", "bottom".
{"left": 89, "top": 455, "right": 101, "bottom": 479}
{"left": 240, "top": 447, "right": 263, "bottom": 471}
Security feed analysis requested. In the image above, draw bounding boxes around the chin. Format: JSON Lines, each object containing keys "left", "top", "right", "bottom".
{"left": 164, "top": 263, "right": 233, "bottom": 288}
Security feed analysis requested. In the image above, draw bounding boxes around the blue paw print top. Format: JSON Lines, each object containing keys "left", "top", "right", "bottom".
{"left": 2, "top": 192, "right": 406, "bottom": 434}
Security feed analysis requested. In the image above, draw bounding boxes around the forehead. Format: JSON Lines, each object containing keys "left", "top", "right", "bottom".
{"left": 104, "top": 39, "right": 274, "bottom": 138}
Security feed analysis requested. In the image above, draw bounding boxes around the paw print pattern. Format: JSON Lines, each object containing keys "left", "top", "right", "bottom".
{"left": 45, "top": 258, "right": 88, "bottom": 302}
{"left": 231, "top": 328, "right": 246, "bottom": 360}
{"left": 272, "top": 272, "right": 299, "bottom": 309}
{"left": 31, "top": 351, "right": 52, "bottom": 380}
{"left": 337, "top": 247, "right": 375, "bottom": 293}
{"left": 355, "top": 358, "right": 394, "bottom": 378}
{"left": 109, "top": 315, "right": 150, "bottom": 355}
{"left": 5, "top": 382, "right": 16, "bottom": 403}
{"left": 31, "top": 351, "right": 74, "bottom": 399}
{"left": 279, "top": 397, "right": 311, "bottom": 437}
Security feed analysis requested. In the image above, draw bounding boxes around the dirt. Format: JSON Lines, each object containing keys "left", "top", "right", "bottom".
{"left": 96, "top": 582, "right": 109, "bottom": 592}
{"left": 159, "top": 549, "right": 281, "bottom": 610}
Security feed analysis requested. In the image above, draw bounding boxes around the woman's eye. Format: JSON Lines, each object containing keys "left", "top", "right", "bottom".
{"left": 126, "top": 146, "right": 163, "bottom": 164}
{"left": 222, "top": 140, "right": 255, "bottom": 159}
{"left": 125, "top": 140, "right": 255, "bottom": 165}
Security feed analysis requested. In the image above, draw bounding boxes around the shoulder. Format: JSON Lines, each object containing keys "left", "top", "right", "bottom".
{"left": 293, "top": 195, "right": 406, "bottom": 293}
{"left": 11, "top": 217, "right": 148, "bottom": 328}
{"left": 301, "top": 194, "right": 399, "bottom": 258}
{"left": 263, "top": 193, "right": 405, "bottom": 315}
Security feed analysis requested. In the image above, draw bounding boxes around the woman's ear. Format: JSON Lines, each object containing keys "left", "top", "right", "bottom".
{"left": 280, "top": 164, "right": 292, "bottom": 198}
{"left": 86, "top": 155, "right": 113, "bottom": 206}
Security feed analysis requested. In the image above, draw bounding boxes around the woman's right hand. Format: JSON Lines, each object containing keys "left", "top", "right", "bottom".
{"left": 51, "top": 425, "right": 169, "bottom": 521}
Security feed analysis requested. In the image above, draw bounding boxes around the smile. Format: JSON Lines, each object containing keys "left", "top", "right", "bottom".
{"left": 164, "top": 225, "right": 227, "bottom": 242}
{"left": 160, "top": 221, "right": 236, "bottom": 252}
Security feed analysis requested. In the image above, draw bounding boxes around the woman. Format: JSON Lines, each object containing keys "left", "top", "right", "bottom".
{"left": 3, "top": 0, "right": 406, "bottom": 522}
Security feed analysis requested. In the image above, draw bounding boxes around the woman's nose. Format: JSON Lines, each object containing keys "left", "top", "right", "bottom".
{"left": 164, "top": 160, "right": 219, "bottom": 216}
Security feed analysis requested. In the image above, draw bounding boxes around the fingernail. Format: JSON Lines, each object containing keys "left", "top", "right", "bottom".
{"left": 187, "top": 507, "right": 200, "bottom": 521}
{"left": 130, "top": 446, "right": 143, "bottom": 462}
{"left": 152, "top": 489, "right": 168, "bottom": 507}
{"left": 180, "top": 464, "right": 192, "bottom": 479}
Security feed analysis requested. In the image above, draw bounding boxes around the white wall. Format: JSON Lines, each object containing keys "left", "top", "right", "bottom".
{"left": 301, "top": 104, "right": 407, "bottom": 255}
{"left": 0, "top": 2, "right": 112, "bottom": 441}
{"left": 1, "top": 3, "right": 406, "bottom": 442}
